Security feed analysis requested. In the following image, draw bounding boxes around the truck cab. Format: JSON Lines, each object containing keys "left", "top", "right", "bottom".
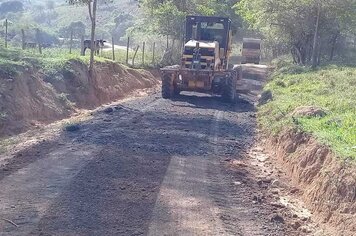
{"left": 241, "top": 38, "right": 261, "bottom": 64}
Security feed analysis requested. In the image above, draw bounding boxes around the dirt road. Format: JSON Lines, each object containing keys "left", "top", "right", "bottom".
{"left": 0, "top": 65, "right": 310, "bottom": 235}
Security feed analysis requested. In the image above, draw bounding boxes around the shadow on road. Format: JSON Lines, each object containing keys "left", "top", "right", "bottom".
{"left": 171, "top": 92, "right": 256, "bottom": 113}
{"left": 26, "top": 96, "right": 255, "bottom": 235}
{"left": 0, "top": 90, "right": 261, "bottom": 235}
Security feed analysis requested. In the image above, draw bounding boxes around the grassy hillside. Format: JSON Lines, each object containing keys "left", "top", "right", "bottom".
{"left": 259, "top": 62, "right": 356, "bottom": 159}
{"left": 0, "top": 47, "right": 92, "bottom": 76}
{"left": 1, "top": 0, "right": 138, "bottom": 44}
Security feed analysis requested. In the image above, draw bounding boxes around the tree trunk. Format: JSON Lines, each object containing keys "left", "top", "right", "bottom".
{"left": 5, "top": 19, "right": 8, "bottom": 48}
{"left": 69, "top": 29, "right": 73, "bottom": 54}
{"left": 89, "top": 0, "right": 98, "bottom": 77}
{"left": 36, "top": 28, "right": 42, "bottom": 54}
{"left": 329, "top": 33, "right": 339, "bottom": 61}
{"left": 312, "top": 2, "right": 321, "bottom": 68}
{"left": 294, "top": 46, "right": 303, "bottom": 65}
{"left": 21, "top": 29, "right": 25, "bottom": 50}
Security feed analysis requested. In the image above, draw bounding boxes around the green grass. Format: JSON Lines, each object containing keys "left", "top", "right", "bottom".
{"left": 259, "top": 63, "right": 356, "bottom": 160}
{"left": 0, "top": 47, "right": 87, "bottom": 75}
{"left": 0, "top": 46, "right": 121, "bottom": 78}
{"left": 0, "top": 45, "right": 151, "bottom": 79}
{"left": 101, "top": 47, "right": 160, "bottom": 67}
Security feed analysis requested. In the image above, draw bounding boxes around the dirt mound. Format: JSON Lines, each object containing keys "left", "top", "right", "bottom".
{"left": 291, "top": 106, "right": 327, "bottom": 118}
{"left": 0, "top": 60, "right": 158, "bottom": 137}
{"left": 267, "top": 129, "right": 356, "bottom": 235}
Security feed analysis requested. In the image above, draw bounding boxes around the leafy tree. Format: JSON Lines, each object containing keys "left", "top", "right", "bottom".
{"left": 66, "top": 0, "right": 112, "bottom": 75}
{"left": 139, "top": 0, "right": 242, "bottom": 39}
{"left": 112, "top": 12, "right": 133, "bottom": 40}
{"left": 59, "top": 21, "right": 86, "bottom": 38}
{"left": 0, "top": 1, "right": 23, "bottom": 15}
{"left": 66, "top": 0, "right": 99, "bottom": 75}
{"left": 236, "top": 0, "right": 356, "bottom": 65}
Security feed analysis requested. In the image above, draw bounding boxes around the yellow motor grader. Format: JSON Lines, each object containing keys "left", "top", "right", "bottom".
{"left": 161, "top": 15, "right": 241, "bottom": 102}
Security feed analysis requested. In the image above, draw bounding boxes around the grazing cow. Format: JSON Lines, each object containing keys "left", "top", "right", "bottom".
{"left": 83, "top": 39, "right": 106, "bottom": 55}
{"left": 24, "top": 42, "right": 37, "bottom": 49}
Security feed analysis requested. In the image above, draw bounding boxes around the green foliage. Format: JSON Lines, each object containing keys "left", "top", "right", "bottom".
{"left": 139, "top": 0, "right": 242, "bottom": 38}
{"left": 236, "top": 0, "right": 356, "bottom": 64}
{"left": 0, "top": 46, "right": 89, "bottom": 76}
{"left": 0, "top": 1, "right": 23, "bottom": 15}
{"left": 259, "top": 63, "right": 356, "bottom": 159}
{"left": 59, "top": 21, "right": 86, "bottom": 38}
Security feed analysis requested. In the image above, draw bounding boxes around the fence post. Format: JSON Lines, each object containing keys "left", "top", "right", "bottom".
{"left": 80, "top": 35, "right": 85, "bottom": 56}
{"left": 142, "top": 41, "right": 145, "bottom": 65}
{"left": 132, "top": 45, "right": 140, "bottom": 67}
{"left": 36, "top": 28, "right": 42, "bottom": 54}
{"left": 152, "top": 42, "right": 155, "bottom": 65}
{"left": 69, "top": 29, "right": 73, "bottom": 54}
{"left": 5, "top": 19, "right": 8, "bottom": 48}
{"left": 112, "top": 36, "right": 115, "bottom": 61}
{"left": 126, "top": 37, "right": 130, "bottom": 64}
{"left": 21, "top": 29, "right": 25, "bottom": 50}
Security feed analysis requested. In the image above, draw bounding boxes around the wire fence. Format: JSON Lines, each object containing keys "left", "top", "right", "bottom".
{"left": 0, "top": 19, "right": 175, "bottom": 68}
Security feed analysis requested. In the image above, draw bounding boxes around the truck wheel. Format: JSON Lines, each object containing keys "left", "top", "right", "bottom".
{"left": 162, "top": 74, "right": 173, "bottom": 99}
{"left": 222, "top": 74, "right": 237, "bottom": 103}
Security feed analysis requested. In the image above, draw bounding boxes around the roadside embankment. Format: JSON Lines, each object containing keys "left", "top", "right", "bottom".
{"left": 0, "top": 48, "right": 158, "bottom": 137}
{"left": 258, "top": 61, "right": 356, "bottom": 235}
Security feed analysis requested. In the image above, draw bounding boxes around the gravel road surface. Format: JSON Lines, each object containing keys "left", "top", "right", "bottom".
{"left": 0, "top": 66, "right": 302, "bottom": 236}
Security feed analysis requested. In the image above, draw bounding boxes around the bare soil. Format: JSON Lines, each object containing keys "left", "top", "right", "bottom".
{"left": 266, "top": 129, "right": 356, "bottom": 235}
{"left": 0, "top": 60, "right": 158, "bottom": 137}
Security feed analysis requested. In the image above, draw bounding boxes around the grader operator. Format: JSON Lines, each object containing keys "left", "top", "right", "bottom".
{"left": 161, "top": 15, "right": 241, "bottom": 103}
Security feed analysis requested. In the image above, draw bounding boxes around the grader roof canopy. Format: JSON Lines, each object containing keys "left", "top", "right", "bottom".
{"left": 185, "top": 15, "right": 231, "bottom": 55}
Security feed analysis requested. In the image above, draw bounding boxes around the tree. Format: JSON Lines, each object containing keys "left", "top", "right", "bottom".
{"left": 66, "top": 0, "right": 98, "bottom": 76}
{"left": 236, "top": 0, "right": 356, "bottom": 65}
{"left": 112, "top": 12, "right": 134, "bottom": 40}
{"left": 59, "top": 21, "right": 86, "bottom": 38}
{"left": 0, "top": 1, "right": 23, "bottom": 15}
{"left": 140, "top": 0, "right": 243, "bottom": 39}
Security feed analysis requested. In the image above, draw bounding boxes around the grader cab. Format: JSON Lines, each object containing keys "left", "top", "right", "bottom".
{"left": 161, "top": 15, "right": 241, "bottom": 102}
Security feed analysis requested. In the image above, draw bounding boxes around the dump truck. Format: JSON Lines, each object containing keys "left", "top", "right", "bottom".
{"left": 241, "top": 38, "right": 262, "bottom": 64}
{"left": 160, "top": 15, "right": 241, "bottom": 103}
